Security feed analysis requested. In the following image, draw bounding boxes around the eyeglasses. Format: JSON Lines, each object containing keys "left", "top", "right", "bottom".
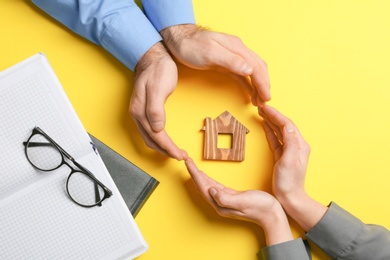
{"left": 24, "top": 127, "right": 113, "bottom": 207}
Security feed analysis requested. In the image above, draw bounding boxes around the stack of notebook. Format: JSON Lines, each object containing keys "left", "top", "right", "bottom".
{"left": 89, "top": 134, "right": 159, "bottom": 217}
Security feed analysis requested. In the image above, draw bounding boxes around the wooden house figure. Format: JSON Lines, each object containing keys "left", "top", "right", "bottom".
{"left": 202, "top": 111, "right": 249, "bottom": 161}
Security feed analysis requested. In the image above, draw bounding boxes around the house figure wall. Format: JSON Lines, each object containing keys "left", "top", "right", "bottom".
{"left": 202, "top": 111, "right": 249, "bottom": 161}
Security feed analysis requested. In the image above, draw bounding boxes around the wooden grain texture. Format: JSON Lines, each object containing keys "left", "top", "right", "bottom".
{"left": 202, "top": 111, "right": 249, "bottom": 161}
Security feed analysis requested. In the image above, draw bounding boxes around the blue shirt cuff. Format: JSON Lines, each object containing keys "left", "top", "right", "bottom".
{"left": 100, "top": 5, "right": 162, "bottom": 71}
{"left": 142, "top": 0, "right": 196, "bottom": 32}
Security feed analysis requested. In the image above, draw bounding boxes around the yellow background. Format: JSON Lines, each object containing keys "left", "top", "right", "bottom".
{"left": 2, "top": 1, "right": 390, "bottom": 259}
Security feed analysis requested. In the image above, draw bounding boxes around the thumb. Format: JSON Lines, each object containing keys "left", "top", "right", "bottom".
{"left": 146, "top": 94, "right": 167, "bottom": 132}
{"left": 209, "top": 187, "right": 240, "bottom": 210}
{"left": 209, "top": 49, "right": 253, "bottom": 76}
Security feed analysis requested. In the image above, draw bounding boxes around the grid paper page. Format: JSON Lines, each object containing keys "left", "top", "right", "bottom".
{"left": 0, "top": 72, "right": 83, "bottom": 197}
{"left": 0, "top": 169, "right": 128, "bottom": 260}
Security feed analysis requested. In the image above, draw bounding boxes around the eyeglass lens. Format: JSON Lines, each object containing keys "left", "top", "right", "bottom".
{"left": 26, "top": 133, "right": 62, "bottom": 171}
{"left": 67, "top": 171, "right": 105, "bottom": 206}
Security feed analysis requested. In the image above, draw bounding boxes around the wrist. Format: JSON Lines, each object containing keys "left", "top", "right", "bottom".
{"left": 160, "top": 24, "right": 201, "bottom": 52}
{"left": 275, "top": 189, "right": 307, "bottom": 212}
{"left": 280, "top": 193, "right": 328, "bottom": 232}
{"left": 135, "top": 42, "right": 170, "bottom": 73}
{"left": 260, "top": 201, "right": 294, "bottom": 246}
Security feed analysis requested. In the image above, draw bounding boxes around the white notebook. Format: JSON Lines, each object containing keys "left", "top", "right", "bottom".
{"left": 0, "top": 53, "right": 148, "bottom": 259}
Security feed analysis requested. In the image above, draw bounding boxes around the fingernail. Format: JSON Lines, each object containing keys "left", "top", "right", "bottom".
{"left": 184, "top": 158, "right": 190, "bottom": 167}
{"left": 286, "top": 125, "right": 295, "bottom": 133}
{"left": 258, "top": 102, "right": 265, "bottom": 108}
{"left": 241, "top": 63, "right": 253, "bottom": 75}
{"left": 257, "top": 106, "right": 265, "bottom": 116}
{"left": 182, "top": 150, "right": 189, "bottom": 160}
{"left": 209, "top": 187, "right": 217, "bottom": 196}
{"left": 152, "top": 122, "right": 164, "bottom": 132}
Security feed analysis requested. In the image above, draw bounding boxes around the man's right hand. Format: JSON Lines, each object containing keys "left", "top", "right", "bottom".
{"left": 130, "top": 42, "right": 187, "bottom": 160}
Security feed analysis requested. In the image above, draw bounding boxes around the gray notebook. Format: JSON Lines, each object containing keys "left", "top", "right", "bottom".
{"left": 89, "top": 134, "right": 159, "bottom": 217}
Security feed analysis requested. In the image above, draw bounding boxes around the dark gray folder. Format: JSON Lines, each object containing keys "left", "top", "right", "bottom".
{"left": 89, "top": 134, "right": 159, "bottom": 217}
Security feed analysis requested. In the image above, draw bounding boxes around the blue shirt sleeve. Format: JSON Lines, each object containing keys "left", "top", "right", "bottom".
{"left": 32, "top": 0, "right": 162, "bottom": 71}
{"left": 142, "top": 0, "right": 196, "bottom": 32}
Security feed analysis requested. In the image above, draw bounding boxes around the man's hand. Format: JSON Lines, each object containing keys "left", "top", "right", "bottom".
{"left": 185, "top": 158, "right": 293, "bottom": 246}
{"left": 131, "top": 42, "right": 187, "bottom": 160}
{"left": 161, "top": 24, "right": 271, "bottom": 106}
